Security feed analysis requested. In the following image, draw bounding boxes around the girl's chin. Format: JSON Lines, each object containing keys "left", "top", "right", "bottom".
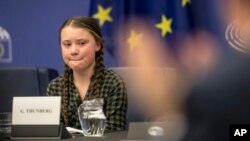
{"left": 67, "top": 64, "right": 85, "bottom": 71}
{"left": 69, "top": 67, "right": 86, "bottom": 72}
{"left": 68, "top": 64, "right": 91, "bottom": 72}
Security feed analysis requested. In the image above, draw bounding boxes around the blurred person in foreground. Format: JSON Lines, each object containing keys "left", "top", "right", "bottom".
{"left": 180, "top": 47, "right": 250, "bottom": 141}
{"left": 117, "top": 18, "right": 220, "bottom": 140}
{"left": 181, "top": 0, "right": 250, "bottom": 140}
{"left": 118, "top": 0, "right": 250, "bottom": 138}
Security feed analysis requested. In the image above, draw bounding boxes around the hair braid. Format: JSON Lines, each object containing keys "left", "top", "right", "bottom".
{"left": 91, "top": 48, "right": 104, "bottom": 98}
{"left": 62, "top": 64, "right": 72, "bottom": 126}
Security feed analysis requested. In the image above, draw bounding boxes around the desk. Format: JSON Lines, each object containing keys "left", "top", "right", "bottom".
{"left": 68, "top": 131, "right": 127, "bottom": 141}
{"left": 2, "top": 131, "right": 128, "bottom": 141}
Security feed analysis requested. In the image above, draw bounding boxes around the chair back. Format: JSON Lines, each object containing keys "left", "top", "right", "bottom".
{"left": 0, "top": 67, "right": 58, "bottom": 112}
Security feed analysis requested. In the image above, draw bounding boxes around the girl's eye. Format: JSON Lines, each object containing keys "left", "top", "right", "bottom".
{"left": 80, "top": 42, "right": 85, "bottom": 45}
{"left": 62, "top": 42, "right": 71, "bottom": 48}
{"left": 78, "top": 41, "right": 88, "bottom": 46}
{"left": 77, "top": 40, "right": 88, "bottom": 46}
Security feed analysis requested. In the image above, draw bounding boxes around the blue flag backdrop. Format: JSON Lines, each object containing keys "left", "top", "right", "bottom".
{"left": 0, "top": 0, "right": 225, "bottom": 73}
{"left": 89, "top": 0, "right": 225, "bottom": 66}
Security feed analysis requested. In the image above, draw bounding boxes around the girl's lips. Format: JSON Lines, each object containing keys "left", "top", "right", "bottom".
{"left": 69, "top": 58, "right": 84, "bottom": 61}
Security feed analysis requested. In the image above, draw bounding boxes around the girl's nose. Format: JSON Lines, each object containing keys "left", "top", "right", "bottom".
{"left": 70, "top": 45, "right": 79, "bottom": 55}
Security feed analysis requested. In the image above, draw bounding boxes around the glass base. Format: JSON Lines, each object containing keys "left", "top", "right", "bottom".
{"left": 83, "top": 134, "right": 104, "bottom": 137}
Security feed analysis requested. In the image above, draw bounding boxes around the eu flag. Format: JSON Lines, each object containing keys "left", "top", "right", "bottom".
{"left": 89, "top": 0, "right": 224, "bottom": 66}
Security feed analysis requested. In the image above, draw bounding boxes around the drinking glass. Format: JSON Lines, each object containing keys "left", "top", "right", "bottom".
{"left": 78, "top": 98, "right": 106, "bottom": 137}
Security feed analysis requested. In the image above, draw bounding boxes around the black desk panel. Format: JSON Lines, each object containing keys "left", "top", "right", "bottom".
{"left": 2, "top": 131, "right": 127, "bottom": 141}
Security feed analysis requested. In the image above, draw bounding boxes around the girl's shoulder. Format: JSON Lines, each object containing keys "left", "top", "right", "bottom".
{"left": 103, "top": 68, "right": 124, "bottom": 83}
{"left": 48, "top": 76, "right": 64, "bottom": 86}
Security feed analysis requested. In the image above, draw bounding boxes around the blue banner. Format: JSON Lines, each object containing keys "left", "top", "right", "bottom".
{"left": 89, "top": 0, "right": 225, "bottom": 66}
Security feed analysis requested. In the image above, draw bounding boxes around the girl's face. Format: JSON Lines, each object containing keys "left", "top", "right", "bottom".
{"left": 60, "top": 26, "right": 100, "bottom": 71}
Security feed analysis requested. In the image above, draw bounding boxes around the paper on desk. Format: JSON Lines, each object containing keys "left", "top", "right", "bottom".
{"left": 66, "top": 127, "right": 83, "bottom": 134}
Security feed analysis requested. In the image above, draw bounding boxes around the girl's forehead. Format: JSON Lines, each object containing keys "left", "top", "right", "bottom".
{"left": 62, "top": 26, "right": 90, "bottom": 33}
{"left": 61, "top": 26, "right": 94, "bottom": 39}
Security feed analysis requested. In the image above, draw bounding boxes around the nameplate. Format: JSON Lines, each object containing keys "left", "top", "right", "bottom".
{"left": 12, "top": 96, "right": 61, "bottom": 125}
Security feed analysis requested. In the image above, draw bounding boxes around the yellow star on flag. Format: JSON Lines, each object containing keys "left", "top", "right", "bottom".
{"left": 92, "top": 5, "right": 113, "bottom": 26}
{"left": 127, "top": 30, "right": 143, "bottom": 51}
{"left": 182, "top": 0, "right": 191, "bottom": 7}
{"left": 155, "top": 15, "right": 173, "bottom": 37}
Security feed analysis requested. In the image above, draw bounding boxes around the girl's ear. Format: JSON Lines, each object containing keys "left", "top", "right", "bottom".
{"left": 95, "top": 42, "right": 101, "bottom": 52}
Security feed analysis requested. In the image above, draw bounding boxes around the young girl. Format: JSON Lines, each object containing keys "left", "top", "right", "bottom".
{"left": 47, "top": 16, "right": 127, "bottom": 131}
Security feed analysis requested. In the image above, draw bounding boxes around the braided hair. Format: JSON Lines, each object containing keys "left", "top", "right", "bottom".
{"left": 59, "top": 16, "right": 105, "bottom": 126}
